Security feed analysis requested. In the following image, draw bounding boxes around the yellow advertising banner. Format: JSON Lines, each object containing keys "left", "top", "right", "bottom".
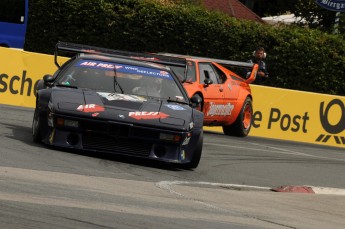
{"left": 250, "top": 85, "right": 345, "bottom": 148}
{"left": 0, "top": 47, "right": 67, "bottom": 108}
{"left": 1, "top": 47, "right": 345, "bottom": 148}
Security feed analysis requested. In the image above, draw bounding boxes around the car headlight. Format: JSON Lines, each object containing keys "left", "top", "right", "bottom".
{"left": 159, "top": 133, "right": 181, "bottom": 143}
{"left": 56, "top": 118, "right": 79, "bottom": 128}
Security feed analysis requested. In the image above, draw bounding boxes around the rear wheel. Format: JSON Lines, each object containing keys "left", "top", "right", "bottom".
{"left": 223, "top": 97, "right": 252, "bottom": 137}
{"left": 183, "top": 131, "right": 203, "bottom": 169}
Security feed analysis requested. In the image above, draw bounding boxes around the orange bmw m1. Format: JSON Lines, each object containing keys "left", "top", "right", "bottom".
{"left": 159, "top": 54, "right": 258, "bottom": 137}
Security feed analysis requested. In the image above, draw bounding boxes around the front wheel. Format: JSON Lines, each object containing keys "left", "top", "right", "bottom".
{"left": 223, "top": 97, "right": 252, "bottom": 137}
{"left": 182, "top": 131, "right": 203, "bottom": 169}
{"left": 32, "top": 108, "right": 42, "bottom": 142}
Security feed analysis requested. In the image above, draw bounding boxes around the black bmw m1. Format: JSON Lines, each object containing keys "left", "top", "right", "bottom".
{"left": 32, "top": 42, "right": 204, "bottom": 168}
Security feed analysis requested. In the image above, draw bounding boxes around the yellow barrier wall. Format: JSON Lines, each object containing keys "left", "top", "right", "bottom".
{"left": 0, "top": 47, "right": 67, "bottom": 107}
{"left": 1, "top": 48, "right": 345, "bottom": 148}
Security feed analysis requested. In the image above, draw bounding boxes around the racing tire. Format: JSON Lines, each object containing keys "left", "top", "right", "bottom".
{"left": 223, "top": 97, "right": 252, "bottom": 137}
{"left": 183, "top": 131, "right": 203, "bottom": 169}
{"left": 32, "top": 108, "right": 42, "bottom": 143}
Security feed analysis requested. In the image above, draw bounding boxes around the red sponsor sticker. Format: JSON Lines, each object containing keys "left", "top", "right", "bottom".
{"left": 128, "top": 111, "right": 169, "bottom": 120}
{"left": 77, "top": 104, "right": 105, "bottom": 113}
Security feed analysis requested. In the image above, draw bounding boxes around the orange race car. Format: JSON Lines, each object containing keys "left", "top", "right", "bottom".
{"left": 156, "top": 54, "right": 258, "bottom": 137}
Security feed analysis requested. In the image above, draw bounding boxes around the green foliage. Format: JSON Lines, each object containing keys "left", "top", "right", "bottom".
{"left": 24, "top": 0, "right": 345, "bottom": 96}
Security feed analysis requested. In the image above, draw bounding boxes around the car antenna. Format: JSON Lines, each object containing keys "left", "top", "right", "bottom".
{"left": 113, "top": 66, "right": 124, "bottom": 94}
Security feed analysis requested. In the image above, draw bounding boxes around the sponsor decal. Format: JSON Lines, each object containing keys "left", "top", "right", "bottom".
{"left": 253, "top": 108, "right": 309, "bottom": 133}
{"left": 189, "top": 122, "right": 194, "bottom": 130}
{"left": 92, "top": 113, "right": 100, "bottom": 117}
{"left": 180, "top": 150, "right": 186, "bottom": 160}
{"left": 77, "top": 104, "right": 105, "bottom": 113}
{"left": 0, "top": 70, "right": 39, "bottom": 97}
{"left": 77, "top": 60, "right": 123, "bottom": 70}
{"left": 206, "top": 102, "right": 234, "bottom": 116}
{"left": 182, "top": 136, "right": 191, "bottom": 145}
{"left": 76, "top": 60, "right": 173, "bottom": 80}
{"left": 315, "top": 0, "right": 345, "bottom": 12}
{"left": 98, "top": 92, "right": 146, "bottom": 102}
{"left": 228, "top": 83, "right": 232, "bottom": 91}
{"left": 128, "top": 112, "right": 169, "bottom": 120}
{"left": 165, "top": 104, "right": 186, "bottom": 110}
{"left": 49, "top": 129, "right": 55, "bottom": 144}
{"left": 316, "top": 99, "right": 345, "bottom": 145}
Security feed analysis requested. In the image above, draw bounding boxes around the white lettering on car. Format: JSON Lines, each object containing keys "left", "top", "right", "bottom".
{"left": 206, "top": 102, "right": 234, "bottom": 116}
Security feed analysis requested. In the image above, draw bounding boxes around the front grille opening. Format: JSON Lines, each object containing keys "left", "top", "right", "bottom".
{"left": 82, "top": 133, "right": 152, "bottom": 157}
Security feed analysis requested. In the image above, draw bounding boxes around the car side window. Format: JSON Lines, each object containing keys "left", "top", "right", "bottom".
{"left": 186, "top": 61, "right": 196, "bottom": 82}
{"left": 198, "top": 63, "right": 221, "bottom": 84}
{"left": 213, "top": 65, "right": 227, "bottom": 83}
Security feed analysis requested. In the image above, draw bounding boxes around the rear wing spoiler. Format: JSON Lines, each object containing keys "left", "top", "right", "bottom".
{"left": 158, "top": 53, "right": 254, "bottom": 68}
{"left": 54, "top": 41, "right": 186, "bottom": 68}
{"left": 157, "top": 52, "right": 258, "bottom": 84}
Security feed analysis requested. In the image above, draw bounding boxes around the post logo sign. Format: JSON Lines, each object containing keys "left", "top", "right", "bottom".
{"left": 315, "top": 0, "right": 345, "bottom": 12}
{"left": 250, "top": 86, "right": 345, "bottom": 148}
{"left": 317, "top": 99, "right": 345, "bottom": 144}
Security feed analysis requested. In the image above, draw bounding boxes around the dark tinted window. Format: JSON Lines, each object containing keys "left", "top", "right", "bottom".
{"left": 0, "top": 0, "right": 26, "bottom": 24}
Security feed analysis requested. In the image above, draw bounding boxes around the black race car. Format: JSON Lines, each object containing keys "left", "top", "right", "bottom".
{"left": 32, "top": 42, "right": 204, "bottom": 168}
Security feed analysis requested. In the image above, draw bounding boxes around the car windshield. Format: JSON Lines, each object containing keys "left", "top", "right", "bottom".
{"left": 57, "top": 59, "right": 187, "bottom": 102}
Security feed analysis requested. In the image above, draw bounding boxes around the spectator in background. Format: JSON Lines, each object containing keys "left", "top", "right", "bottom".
{"left": 248, "top": 47, "right": 269, "bottom": 85}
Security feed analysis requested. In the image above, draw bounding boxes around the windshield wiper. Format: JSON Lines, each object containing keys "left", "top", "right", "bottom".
{"left": 113, "top": 67, "right": 124, "bottom": 94}
{"left": 56, "top": 84, "right": 78, "bottom": 89}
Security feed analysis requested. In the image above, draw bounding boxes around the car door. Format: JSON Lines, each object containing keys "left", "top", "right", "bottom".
{"left": 198, "top": 62, "right": 229, "bottom": 124}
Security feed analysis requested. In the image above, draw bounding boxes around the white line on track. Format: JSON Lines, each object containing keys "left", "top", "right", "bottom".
{"left": 204, "top": 142, "right": 345, "bottom": 162}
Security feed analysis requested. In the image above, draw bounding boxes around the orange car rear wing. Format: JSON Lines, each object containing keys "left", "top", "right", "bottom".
{"left": 54, "top": 41, "right": 186, "bottom": 68}
{"left": 157, "top": 52, "right": 258, "bottom": 84}
{"left": 157, "top": 52, "right": 254, "bottom": 68}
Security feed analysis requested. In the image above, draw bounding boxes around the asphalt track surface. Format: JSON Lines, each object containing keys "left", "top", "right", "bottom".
{"left": 0, "top": 104, "right": 344, "bottom": 229}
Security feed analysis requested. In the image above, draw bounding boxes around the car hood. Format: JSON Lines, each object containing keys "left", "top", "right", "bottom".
{"left": 50, "top": 88, "right": 193, "bottom": 130}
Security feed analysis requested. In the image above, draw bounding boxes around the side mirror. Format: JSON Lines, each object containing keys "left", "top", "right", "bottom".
{"left": 203, "top": 78, "right": 213, "bottom": 86}
{"left": 43, "top": 74, "right": 55, "bottom": 86}
{"left": 190, "top": 94, "right": 202, "bottom": 108}
{"left": 203, "top": 70, "right": 213, "bottom": 86}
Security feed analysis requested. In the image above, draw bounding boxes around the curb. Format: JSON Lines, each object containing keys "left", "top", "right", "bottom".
{"left": 272, "top": 185, "right": 345, "bottom": 195}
